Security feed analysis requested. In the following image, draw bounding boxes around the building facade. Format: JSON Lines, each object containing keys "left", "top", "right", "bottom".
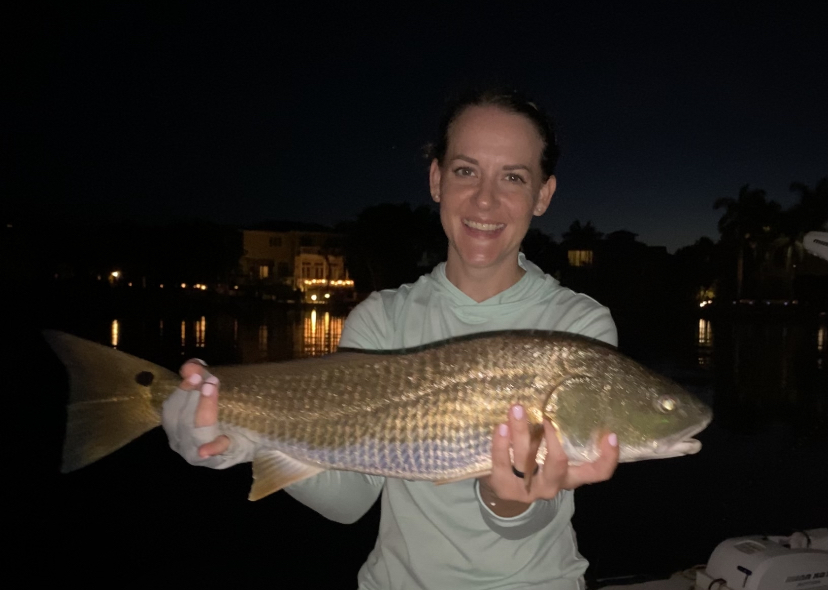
{"left": 239, "top": 229, "right": 354, "bottom": 302}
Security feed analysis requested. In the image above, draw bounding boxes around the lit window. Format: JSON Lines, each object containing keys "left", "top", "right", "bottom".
{"left": 259, "top": 265, "right": 269, "bottom": 279}
{"left": 568, "top": 250, "right": 593, "bottom": 267}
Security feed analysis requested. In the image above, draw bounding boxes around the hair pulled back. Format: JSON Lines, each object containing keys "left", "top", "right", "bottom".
{"left": 429, "top": 88, "right": 560, "bottom": 181}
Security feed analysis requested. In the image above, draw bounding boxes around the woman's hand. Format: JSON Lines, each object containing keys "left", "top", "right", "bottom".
{"left": 173, "top": 360, "right": 230, "bottom": 458}
{"left": 478, "top": 404, "right": 619, "bottom": 516}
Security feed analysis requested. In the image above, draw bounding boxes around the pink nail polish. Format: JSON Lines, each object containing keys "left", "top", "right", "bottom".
{"left": 608, "top": 433, "right": 618, "bottom": 447}
{"left": 202, "top": 383, "right": 216, "bottom": 397}
{"left": 498, "top": 424, "right": 508, "bottom": 437}
{"left": 187, "top": 373, "right": 202, "bottom": 385}
{"left": 512, "top": 405, "right": 524, "bottom": 419}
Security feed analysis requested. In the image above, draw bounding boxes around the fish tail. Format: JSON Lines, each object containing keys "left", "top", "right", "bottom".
{"left": 43, "top": 330, "right": 178, "bottom": 473}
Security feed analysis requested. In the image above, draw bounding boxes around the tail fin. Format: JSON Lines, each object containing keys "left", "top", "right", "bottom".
{"left": 43, "top": 331, "right": 178, "bottom": 473}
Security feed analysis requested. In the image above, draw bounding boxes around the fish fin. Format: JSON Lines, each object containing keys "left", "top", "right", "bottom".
{"left": 432, "top": 469, "right": 492, "bottom": 485}
{"left": 42, "top": 330, "right": 178, "bottom": 473}
{"left": 250, "top": 451, "right": 325, "bottom": 500}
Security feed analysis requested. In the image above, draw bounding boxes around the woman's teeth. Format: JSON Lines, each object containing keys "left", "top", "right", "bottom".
{"left": 464, "top": 220, "right": 504, "bottom": 231}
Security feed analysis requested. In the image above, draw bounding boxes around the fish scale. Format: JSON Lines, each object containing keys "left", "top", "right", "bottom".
{"left": 45, "top": 329, "right": 712, "bottom": 500}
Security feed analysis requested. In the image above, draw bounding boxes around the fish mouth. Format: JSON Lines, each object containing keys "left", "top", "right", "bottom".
{"left": 654, "top": 418, "right": 711, "bottom": 458}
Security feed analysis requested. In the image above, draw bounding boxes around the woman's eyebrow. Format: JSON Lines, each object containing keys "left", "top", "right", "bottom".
{"left": 503, "top": 164, "right": 531, "bottom": 172}
{"left": 451, "top": 155, "right": 479, "bottom": 165}
{"left": 451, "top": 156, "right": 530, "bottom": 172}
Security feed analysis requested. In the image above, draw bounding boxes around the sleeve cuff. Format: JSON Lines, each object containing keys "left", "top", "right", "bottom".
{"left": 475, "top": 480, "right": 561, "bottom": 540}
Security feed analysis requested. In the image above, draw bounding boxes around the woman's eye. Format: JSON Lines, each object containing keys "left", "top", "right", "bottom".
{"left": 505, "top": 173, "right": 526, "bottom": 184}
{"left": 453, "top": 167, "right": 474, "bottom": 177}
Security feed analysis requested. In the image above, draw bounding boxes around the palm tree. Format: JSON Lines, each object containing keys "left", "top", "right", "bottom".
{"left": 772, "top": 178, "right": 828, "bottom": 293}
{"left": 788, "top": 178, "right": 828, "bottom": 233}
{"left": 561, "top": 220, "right": 603, "bottom": 268}
{"left": 714, "top": 185, "right": 781, "bottom": 298}
{"left": 561, "top": 219, "right": 603, "bottom": 246}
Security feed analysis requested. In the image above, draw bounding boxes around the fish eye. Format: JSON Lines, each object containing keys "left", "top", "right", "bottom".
{"left": 655, "top": 395, "right": 677, "bottom": 413}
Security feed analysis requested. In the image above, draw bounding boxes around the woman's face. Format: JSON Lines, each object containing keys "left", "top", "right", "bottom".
{"left": 430, "top": 105, "right": 556, "bottom": 281}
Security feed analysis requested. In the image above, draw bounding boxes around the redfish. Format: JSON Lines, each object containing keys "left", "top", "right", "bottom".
{"left": 45, "top": 330, "right": 711, "bottom": 500}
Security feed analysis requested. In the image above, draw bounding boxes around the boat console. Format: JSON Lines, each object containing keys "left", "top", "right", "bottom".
{"left": 695, "top": 531, "right": 828, "bottom": 590}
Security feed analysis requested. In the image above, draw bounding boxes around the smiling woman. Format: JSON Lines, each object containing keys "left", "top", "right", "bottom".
{"left": 429, "top": 105, "right": 557, "bottom": 301}
{"left": 160, "top": 88, "right": 621, "bottom": 590}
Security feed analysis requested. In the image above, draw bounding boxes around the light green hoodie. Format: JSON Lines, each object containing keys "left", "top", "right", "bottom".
{"left": 162, "top": 254, "right": 616, "bottom": 589}
{"left": 285, "top": 254, "right": 617, "bottom": 590}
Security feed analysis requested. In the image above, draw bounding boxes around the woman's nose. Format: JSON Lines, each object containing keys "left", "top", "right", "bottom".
{"left": 473, "top": 177, "right": 498, "bottom": 209}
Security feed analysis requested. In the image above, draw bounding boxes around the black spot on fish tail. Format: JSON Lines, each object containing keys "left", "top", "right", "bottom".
{"left": 135, "top": 371, "right": 154, "bottom": 386}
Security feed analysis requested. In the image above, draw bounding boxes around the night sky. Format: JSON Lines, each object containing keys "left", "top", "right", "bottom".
{"left": 8, "top": 2, "right": 827, "bottom": 253}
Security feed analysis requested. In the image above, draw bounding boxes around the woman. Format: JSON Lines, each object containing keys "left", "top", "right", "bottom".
{"left": 164, "top": 89, "right": 620, "bottom": 589}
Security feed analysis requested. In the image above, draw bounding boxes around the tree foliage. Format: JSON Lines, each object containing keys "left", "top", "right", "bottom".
{"left": 337, "top": 203, "right": 446, "bottom": 293}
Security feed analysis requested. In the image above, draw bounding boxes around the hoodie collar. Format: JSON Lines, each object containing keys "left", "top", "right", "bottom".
{"left": 430, "top": 253, "right": 556, "bottom": 323}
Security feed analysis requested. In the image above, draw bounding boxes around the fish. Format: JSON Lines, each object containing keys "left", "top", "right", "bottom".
{"left": 44, "top": 329, "right": 712, "bottom": 501}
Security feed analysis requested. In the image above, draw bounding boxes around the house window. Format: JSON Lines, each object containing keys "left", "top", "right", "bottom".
{"left": 568, "top": 250, "right": 593, "bottom": 267}
{"left": 302, "top": 262, "right": 311, "bottom": 278}
{"left": 315, "top": 263, "right": 324, "bottom": 278}
{"left": 258, "top": 265, "right": 269, "bottom": 279}
{"left": 269, "top": 237, "right": 282, "bottom": 247}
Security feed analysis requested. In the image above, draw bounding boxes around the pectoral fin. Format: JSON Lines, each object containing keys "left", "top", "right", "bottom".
{"left": 250, "top": 451, "right": 325, "bottom": 501}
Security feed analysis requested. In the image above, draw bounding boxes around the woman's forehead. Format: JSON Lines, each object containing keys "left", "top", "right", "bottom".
{"left": 446, "top": 105, "right": 545, "bottom": 161}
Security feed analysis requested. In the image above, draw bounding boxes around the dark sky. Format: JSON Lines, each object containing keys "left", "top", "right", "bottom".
{"left": 7, "top": 2, "right": 827, "bottom": 252}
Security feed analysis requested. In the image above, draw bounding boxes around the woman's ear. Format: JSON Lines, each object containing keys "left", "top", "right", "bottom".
{"left": 534, "top": 175, "right": 556, "bottom": 216}
{"left": 429, "top": 159, "right": 442, "bottom": 202}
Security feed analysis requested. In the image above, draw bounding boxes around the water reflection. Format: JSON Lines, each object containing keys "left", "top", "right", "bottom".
{"left": 297, "top": 309, "right": 343, "bottom": 358}
{"left": 258, "top": 325, "right": 268, "bottom": 352}
{"left": 195, "top": 316, "right": 206, "bottom": 348}
{"left": 710, "top": 315, "right": 827, "bottom": 434}
{"left": 697, "top": 319, "right": 713, "bottom": 367}
{"left": 111, "top": 319, "right": 119, "bottom": 348}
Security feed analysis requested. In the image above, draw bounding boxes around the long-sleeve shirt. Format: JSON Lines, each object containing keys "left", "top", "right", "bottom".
{"left": 285, "top": 254, "right": 616, "bottom": 589}
{"left": 162, "top": 253, "right": 616, "bottom": 590}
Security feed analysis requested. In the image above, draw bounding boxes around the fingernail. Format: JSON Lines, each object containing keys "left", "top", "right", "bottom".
{"left": 498, "top": 424, "right": 508, "bottom": 437}
{"left": 202, "top": 383, "right": 217, "bottom": 397}
{"left": 190, "top": 358, "right": 207, "bottom": 366}
{"left": 512, "top": 405, "right": 524, "bottom": 419}
{"left": 608, "top": 433, "right": 618, "bottom": 447}
{"left": 187, "top": 373, "right": 202, "bottom": 385}
{"left": 205, "top": 375, "right": 219, "bottom": 386}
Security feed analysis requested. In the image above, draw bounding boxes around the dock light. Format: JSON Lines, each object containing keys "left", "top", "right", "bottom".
{"left": 311, "top": 294, "right": 318, "bottom": 301}
{"left": 201, "top": 285, "right": 207, "bottom": 291}
{"left": 324, "top": 293, "right": 331, "bottom": 299}
{"left": 181, "top": 283, "right": 187, "bottom": 289}
{"left": 160, "top": 284, "right": 164, "bottom": 288}
{"left": 111, "top": 271, "right": 120, "bottom": 279}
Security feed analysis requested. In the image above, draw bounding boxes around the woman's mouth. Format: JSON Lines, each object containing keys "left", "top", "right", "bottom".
{"left": 464, "top": 219, "right": 505, "bottom": 232}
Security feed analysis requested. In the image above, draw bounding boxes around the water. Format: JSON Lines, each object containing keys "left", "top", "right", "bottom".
{"left": 12, "top": 301, "right": 827, "bottom": 587}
